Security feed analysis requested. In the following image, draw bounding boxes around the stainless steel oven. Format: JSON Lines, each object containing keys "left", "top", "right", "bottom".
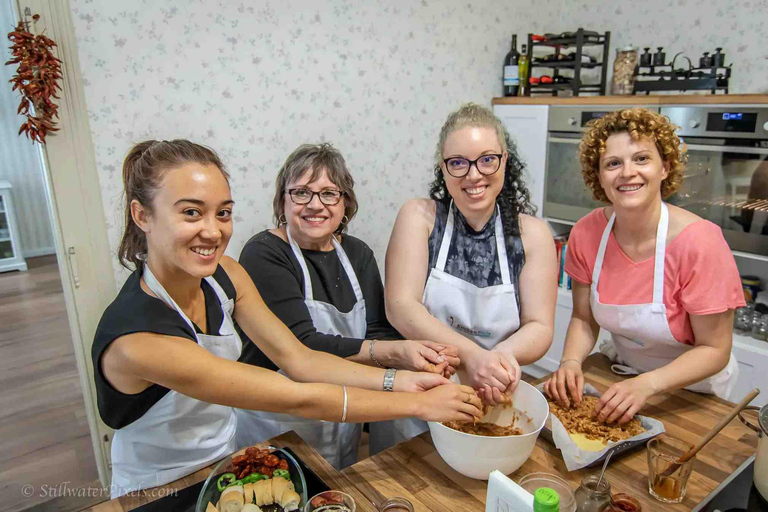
{"left": 543, "top": 105, "right": 768, "bottom": 256}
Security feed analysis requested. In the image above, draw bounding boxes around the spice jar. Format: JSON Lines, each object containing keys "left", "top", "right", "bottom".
{"left": 601, "top": 493, "right": 641, "bottom": 512}
{"left": 574, "top": 475, "right": 612, "bottom": 512}
{"left": 611, "top": 46, "right": 638, "bottom": 95}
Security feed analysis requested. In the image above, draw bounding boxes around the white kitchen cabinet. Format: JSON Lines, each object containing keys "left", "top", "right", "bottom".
{"left": 731, "top": 334, "right": 768, "bottom": 407}
{"left": 492, "top": 105, "right": 549, "bottom": 215}
{"left": 0, "top": 181, "right": 28, "bottom": 273}
{"left": 522, "top": 288, "right": 604, "bottom": 379}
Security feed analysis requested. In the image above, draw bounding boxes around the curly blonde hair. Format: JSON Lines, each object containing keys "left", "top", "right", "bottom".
{"left": 579, "top": 108, "right": 687, "bottom": 203}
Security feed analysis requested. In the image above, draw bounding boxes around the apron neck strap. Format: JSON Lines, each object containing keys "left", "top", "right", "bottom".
{"left": 652, "top": 202, "right": 669, "bottom": 304}
{"left": 143, "top": 263, "right": 226, "bottom": 336}
{"left": 286, "top": 226, "right": 364, "bottom": 302}
{"left": 592, "top": 202, "right": 669, "bottom": 304}
{"left": 436, "top": 201, "right": 510, "bottom": 285}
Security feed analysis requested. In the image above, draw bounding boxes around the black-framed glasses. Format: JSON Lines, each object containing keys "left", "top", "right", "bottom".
{"left": 442, "top": 153, "right": 504, "bottom": 178}
{"left": 286, "top": 188, "right": 345, "bottom": 205}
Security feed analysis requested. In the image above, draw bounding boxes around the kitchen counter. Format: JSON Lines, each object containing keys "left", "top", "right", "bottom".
{"left": 492, "top": 94, "right": 768, "bottom": 105}
{"left": 342, "top": 354, "right": 758, "bottom": 511}
{"left": 80, "top": 354, "right": 758, "bottom": 512}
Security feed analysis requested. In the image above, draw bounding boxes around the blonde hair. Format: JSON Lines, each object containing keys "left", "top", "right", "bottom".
{"left": 579, "top": 108, "right": 687, "bottom": 203}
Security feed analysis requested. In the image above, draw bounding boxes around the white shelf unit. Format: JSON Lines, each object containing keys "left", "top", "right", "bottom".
{"left": 0, "top": 181, "right": 28, "bottom": 273}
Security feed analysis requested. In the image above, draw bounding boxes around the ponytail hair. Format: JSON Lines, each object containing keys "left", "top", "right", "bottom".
{"left": 118, "top": 140, "right": 228, "bottom": 270}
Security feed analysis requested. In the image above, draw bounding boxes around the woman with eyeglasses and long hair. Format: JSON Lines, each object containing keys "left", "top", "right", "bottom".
{"left": 235, "top": 143, "right": 461, "bottom": 468}
{"left": 92, "top": 140, "right": 482, "bottom": 496}
{"left": 385, "top": 103, "right": 558, "bottom": 441}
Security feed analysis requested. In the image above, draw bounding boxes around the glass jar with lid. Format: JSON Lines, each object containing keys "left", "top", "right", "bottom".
{"left": 574, "top": 474, "right": 611, "bottom": 512}
{"left": 611, "top": 46, "right": 639, "bottom": 95}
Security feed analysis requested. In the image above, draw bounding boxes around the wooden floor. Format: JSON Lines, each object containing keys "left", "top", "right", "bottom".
{"left": 0, "top": 256, "right": 101, "bottom": 512}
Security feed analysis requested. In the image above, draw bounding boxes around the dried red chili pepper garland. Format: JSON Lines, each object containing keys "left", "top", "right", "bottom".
{"left": 5, "top": 16, "right": 63, "bottom": 143}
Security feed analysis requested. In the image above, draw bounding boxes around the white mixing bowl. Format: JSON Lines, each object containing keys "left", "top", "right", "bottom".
{"left": 428, "top": 379, "right": 549, "bottom": 480}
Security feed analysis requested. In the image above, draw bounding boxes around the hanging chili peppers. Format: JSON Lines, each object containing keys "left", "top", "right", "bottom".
{"left": 5, "top": 16, "right": 63, "bottom": 143}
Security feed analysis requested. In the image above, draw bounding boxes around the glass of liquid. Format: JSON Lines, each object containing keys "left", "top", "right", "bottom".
{"left": 305, "top": 490, "right": 356, "bottom": 512}
{"left": 647, "top": 435, "right": 695, "bottom": 503}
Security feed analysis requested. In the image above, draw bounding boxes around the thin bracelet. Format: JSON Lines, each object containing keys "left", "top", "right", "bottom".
{"left": 560, "top": 358, "right": 582, "bottom": 366}
{"left": 341, "top": 386, "right": 348, "bottom": 422}
{"left": 369, "top": 339, "right": 384, "bottom": 368}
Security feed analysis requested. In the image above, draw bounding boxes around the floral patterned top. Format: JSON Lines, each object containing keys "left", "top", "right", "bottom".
{"left": 427, "top": 200, "right": 526, "bottom": 311}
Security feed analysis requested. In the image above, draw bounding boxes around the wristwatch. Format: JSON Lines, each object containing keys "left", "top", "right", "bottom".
{"left": 383, "top": 368, "right": 397, "bottom": 392}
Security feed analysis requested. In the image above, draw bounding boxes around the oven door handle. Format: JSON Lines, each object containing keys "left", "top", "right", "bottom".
{"left": 685, "top": 144, "right": 768, "bottom": 155}
{"left": 548, "top": 136, "right": 582, "bottom": 144}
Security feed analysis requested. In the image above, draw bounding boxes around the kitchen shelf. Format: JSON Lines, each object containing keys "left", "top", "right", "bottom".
{"left": 524, "top": 28, "right": 610, "bottom": 97}
{"left": 0, "top": 237, "right": 10, "bottom": 243}
{"left": 532, "top": 34, "right": 608, "bottom": 48}
{"left": 532, "top": 60, "right": 601, "bottom": 69}
{"left": 529, "top": 84, "right": 603, "bottom": 91}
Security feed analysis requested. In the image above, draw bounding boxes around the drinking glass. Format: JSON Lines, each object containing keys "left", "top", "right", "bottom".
{"left": 647, "top": 435, "right": 695, "bottom": 503}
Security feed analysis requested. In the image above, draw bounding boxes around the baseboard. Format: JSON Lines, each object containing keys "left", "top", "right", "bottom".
{"left": 23, "top": 246, "right": 56, "bottom": 258}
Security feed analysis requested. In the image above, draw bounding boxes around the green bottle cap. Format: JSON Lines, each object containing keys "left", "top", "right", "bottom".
{"left": 533, "top": 487, "right": 560, "bottom": 512}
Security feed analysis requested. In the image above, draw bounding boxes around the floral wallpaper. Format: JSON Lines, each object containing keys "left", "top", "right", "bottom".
{"left": 556, "top": 0, "right": 768, "bottom": 95}
{"left": 69, "top": 0, "right": 766, "bottom": 285}
{"left": 69, "top": 0, "right": 560, "bottom": 283}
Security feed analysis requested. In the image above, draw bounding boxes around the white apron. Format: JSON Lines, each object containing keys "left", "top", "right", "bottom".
{"left": 395, "top": 202, "right": 521, "bottom": 440}
{"left": 590, "top": 202, "right": 738, "bottom": 399}
{"left": 110, "top": 265, "right": 242, "bottom": 498}
{"left": 236, "top": 228, "right": 365, "bottom": 470}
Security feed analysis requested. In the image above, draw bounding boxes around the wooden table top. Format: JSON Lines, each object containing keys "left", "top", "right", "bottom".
{"left": 342, "top": 354, "right": 759, "bottom": 511}
{"left": 81, "top": 431, "right": 377, "bottom": 512}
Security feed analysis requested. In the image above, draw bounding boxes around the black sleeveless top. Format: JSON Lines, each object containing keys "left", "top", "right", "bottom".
{"left": 91, "top": 265, "right": 236, "bottom": 429}
{"left": 427, "top": 201, "right": 526, "bottom": 309}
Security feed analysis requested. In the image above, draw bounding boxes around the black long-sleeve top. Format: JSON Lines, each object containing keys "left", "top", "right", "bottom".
{"left": 237, "top": 230, "right": 401, "bottom": 370}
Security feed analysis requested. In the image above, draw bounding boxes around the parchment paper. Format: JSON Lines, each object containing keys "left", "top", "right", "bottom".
{"left": 537, "top": 383, "right": 665, "bottom": 471}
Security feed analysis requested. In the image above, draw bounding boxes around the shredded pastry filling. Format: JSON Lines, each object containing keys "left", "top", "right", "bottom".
{"left": 443, "top": 408, "right": 523, "bottom": 436}
{"left": 547, "top": 396, "right": 644, "bottom": 443}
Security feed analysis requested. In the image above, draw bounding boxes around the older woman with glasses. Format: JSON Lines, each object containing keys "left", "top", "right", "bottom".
{"left": 235, "top": 143, "right": 459, "bottom": 469}
{"left": 386, "top": 103, "right": 558, "bottom": 441}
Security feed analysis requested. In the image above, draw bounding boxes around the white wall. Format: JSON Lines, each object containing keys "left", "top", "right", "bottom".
{"left": 69, "top": 0, "right": 564, "bottom": 283}
{"left": 1, "top": 1, "right": 55, "bottom": 257}
{"left": 68, "top": 0, "right": 767, "bottom": 285}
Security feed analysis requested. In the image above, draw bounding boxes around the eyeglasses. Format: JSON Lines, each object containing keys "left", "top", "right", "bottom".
{"left": 442, "top": 153, "right": 504, "bottom": 178}
{"left": 286, "top": 188, "right": 345, "bottom": 205}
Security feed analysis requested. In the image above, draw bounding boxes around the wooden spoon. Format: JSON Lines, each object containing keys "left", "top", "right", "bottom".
{"left": 659, "top": 388, "right": 760, "bottom": 478}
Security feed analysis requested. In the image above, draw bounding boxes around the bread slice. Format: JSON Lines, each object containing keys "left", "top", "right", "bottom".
{"left": 243, "top": 483, "right": 254, "bottom": 504}
{"left": 206, "top": 502, "right": 218, "bottom": 512}
{"left": 271, "top": 476, "right": 290, "bottom": 503}
{"left": 219, "top": 488, "right": 244, "bottom": 512}
{"left": 241, "top": 505, "right": 263, "bottom": 512}
{"left": 280, "top": 489, "right": 301, "bottom": 512}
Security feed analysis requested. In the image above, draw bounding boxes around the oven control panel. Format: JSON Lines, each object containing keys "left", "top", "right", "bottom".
{"left": 661, "top": 107, "right": 768, "bottom": 140}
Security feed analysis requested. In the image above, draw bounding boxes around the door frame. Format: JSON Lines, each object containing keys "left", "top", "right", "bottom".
{"left": 13, "top": 0, "right": 116, "bottom": 486}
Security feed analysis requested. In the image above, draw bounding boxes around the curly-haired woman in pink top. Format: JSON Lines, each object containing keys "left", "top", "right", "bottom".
{"left": 544, "top": 109, "right": 744, "bottom": 424}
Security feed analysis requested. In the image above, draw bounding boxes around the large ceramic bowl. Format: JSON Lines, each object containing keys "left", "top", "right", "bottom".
{"left": 428, "top": 377, "right": 549, "bottom": 480}
{"left": 196, "top": 446, "right": 308, "bottom": 512}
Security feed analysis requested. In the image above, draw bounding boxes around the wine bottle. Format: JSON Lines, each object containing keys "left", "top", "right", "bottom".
{"left": 503, "top": 35, "right": 520, "bottom": 96}
{"left": 518, "top": 44, "right": 530, "bottom": 96}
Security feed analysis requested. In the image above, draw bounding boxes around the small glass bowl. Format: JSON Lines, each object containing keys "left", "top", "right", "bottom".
{"left": 304, "top": 490, "right": 356, "bottom": 512}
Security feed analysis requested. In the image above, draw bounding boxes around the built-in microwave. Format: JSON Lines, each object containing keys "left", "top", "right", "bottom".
{"left": 543, "top": 105, "right": 768, "bottom": 256}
